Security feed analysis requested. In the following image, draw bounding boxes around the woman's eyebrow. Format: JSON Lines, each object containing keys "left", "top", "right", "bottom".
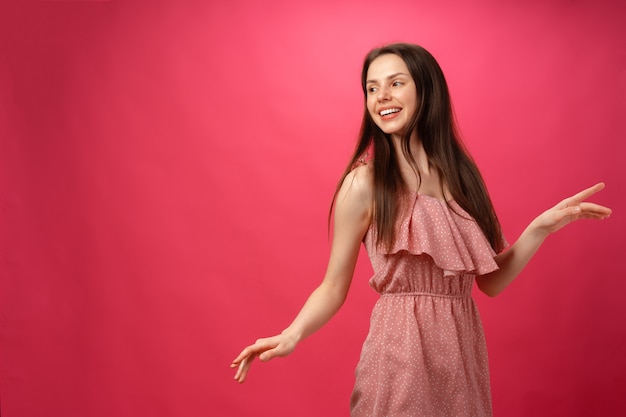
{"left": 366, "top": 72, "right": 410, "bottom": 84}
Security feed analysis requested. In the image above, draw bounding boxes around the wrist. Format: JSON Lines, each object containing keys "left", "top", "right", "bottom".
{"left": 525, "top": 219, "right": 551, "bottom": 242}
{"left": 281, "top": 328, "right": 303, "bottom": 344}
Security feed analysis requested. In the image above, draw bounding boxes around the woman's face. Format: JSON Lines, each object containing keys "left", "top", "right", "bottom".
{"left": 365, "top": 54, "right": 418, "bottom": 139}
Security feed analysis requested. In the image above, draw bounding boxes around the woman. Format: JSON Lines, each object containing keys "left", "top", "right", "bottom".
{"left": 231, "top": 43, "right": 611, "bottom": 416}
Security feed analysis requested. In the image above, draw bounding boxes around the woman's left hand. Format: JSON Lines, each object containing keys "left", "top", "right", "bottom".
{"left": 531, "top": 182, "right": 612, "bottom": 236}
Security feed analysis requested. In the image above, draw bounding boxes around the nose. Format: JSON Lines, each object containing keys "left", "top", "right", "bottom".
{"left": 377, "top": 86, "right": 390, "bottom": 102}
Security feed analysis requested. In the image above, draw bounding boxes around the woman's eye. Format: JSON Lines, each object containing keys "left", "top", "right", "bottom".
{"left": 392, "top": 80, "right": 403, "bottom": 87}
{"left": 368, "top": 87, "right": 378, "bottom": 93}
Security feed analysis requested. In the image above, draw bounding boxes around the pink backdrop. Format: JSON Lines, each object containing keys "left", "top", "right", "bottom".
{"left": 1, "top": 0, "right": 624, "bottom": 416}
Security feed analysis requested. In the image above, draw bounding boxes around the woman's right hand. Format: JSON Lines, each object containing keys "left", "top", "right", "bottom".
{"left": 231, "top": 332, "right": 298, "bottom": 383}
{"left": 231, "top": 165, "right": 373, "bottom": 384}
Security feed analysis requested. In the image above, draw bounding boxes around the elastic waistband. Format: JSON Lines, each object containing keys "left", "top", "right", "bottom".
{"left": 381, "top": 291, "right": 469, "bottom": 299}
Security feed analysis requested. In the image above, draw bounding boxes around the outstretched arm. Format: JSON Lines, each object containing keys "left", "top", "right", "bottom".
{"left": 476, "top": 182, "right": 612, "bottom": 297}
{"left": 231, "top": 166, "right": 373, "bottom": 383}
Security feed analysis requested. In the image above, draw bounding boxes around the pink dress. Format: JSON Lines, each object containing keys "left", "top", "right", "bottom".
{"left": 350, "top": 192, "right": 500, "bottom": 417}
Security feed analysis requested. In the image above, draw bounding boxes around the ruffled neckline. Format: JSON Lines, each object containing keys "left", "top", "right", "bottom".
{"left": 365, "top": 192, "right": 500, "bottom": 276}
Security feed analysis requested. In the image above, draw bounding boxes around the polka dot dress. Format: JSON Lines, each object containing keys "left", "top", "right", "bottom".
{"left": 350, "top": 192, "right": 501, "bottom": 417}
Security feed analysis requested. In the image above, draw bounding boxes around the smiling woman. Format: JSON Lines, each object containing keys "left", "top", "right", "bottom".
{"left": 231, "top": 43, "right": 612, "bottom": 417}
{"left": 1, "top": 1, "right": 622, "bottom": 416}
{"left": 365, "top": 56, "right": 417, "bottom": 138}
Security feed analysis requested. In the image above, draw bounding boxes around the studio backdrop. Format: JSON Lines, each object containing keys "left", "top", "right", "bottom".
{"left": 1, "top": 0, "right": 624, "bottom": 416}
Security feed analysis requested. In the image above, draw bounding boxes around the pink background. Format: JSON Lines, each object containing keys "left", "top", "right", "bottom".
{"left": 1, "top": 0, "right": 624, "bottom": 416}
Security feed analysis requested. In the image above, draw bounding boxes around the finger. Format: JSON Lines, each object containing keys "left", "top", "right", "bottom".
{"left": 562, "top": 182, "right": 605, "bottom": 206}
{"left": 231, "top": 347, "right": 254, "bottom": 366}
{"left": 580, "top": 212, "right": 611, "bottom": 220}
{"left": 235, "top": 356, "right": 254, "bottom": 383}
{"left": 234, "top": 357, "right": 245, "bottom": 381}
{"left": 559, "top": 202, "right": 611, "bottom": 218}
{"left": 237, "top": 354, "right": 258, "bottom": 383}
{"left": 578, "top": 202, "right": 612, "bottom": 216}
{"left": 577, "top": 210, "right": 612, "bottom": 220}
{"left": 554, "top": 203, "right": 611, "bottom": 226}
{"left": 259, "top": 348, "right": 278, "bottom": 362}
{"left": 231, "top": 339, "right": 276, "bottom": 365}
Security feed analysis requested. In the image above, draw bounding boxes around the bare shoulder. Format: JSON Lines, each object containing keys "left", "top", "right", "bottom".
{"left": 337, "top": 163, "right": 374, "bottom": 206}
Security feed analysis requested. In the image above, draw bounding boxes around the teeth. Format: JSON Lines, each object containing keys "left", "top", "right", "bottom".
{"left": 380, "top": 108, "right": 400, "bottom": 116}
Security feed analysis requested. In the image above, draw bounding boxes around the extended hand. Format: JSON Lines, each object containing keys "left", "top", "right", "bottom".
{"left": 231, "top": 332, "right": 298, "bottom": 383}
{"left": 531, "top": 182, "right": 612, "bottom": 236}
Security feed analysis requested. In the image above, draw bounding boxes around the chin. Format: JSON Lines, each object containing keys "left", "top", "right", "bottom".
{"left": 380, "top": 128, "right": 406, "bottom": 137}
{"left": 375, "top": 122, "right": 407, "bottom": 138}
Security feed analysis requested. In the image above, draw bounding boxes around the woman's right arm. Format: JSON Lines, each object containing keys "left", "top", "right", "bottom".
{"left": 231, "top": 166, "right": 373, "bottom": 383}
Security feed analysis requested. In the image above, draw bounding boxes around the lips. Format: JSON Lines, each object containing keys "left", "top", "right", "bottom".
{"left": 379, "top": 107, "right": 401, "bottom": 117}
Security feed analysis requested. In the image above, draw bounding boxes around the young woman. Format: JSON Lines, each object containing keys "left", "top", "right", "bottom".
{"left": 231, "top": 43, "right": 611, "bottom": 416}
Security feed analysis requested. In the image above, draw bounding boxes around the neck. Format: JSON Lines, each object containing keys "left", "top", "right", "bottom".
{"left": 391, "top": 131, "right": 446, "bottom": 198}
{"left": 391, "top": 131, "right": 430, "bottom": 174}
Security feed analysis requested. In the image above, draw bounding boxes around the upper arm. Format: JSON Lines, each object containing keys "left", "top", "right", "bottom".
{"left": 321, "top": 165, "right": 373, "bottom": 296}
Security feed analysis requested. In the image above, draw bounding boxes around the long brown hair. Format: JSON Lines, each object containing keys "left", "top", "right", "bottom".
{"left": 332, "top": 43, "right": 504, "bottom": 253}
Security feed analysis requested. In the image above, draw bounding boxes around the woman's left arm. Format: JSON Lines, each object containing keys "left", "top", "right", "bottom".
{"left": 475, "top": 182, "right": 612, "bottom": 297}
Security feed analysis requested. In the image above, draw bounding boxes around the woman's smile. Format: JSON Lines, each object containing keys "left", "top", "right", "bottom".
{"left": 365, "top": 53, "right": 417, "bottom": 139}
